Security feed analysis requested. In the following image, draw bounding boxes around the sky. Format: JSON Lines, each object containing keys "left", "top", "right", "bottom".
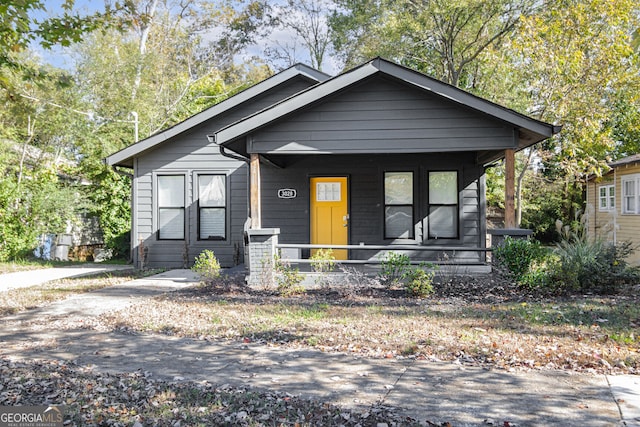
{"left": 33, "top": 0, "right": 340, "bottom": 74}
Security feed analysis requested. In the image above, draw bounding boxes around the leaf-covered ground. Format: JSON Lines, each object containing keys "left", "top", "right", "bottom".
{"left": 1, "top": 270, "right": 638, "bottom": 426}
{"left": 0, "top": 357, "right": 422, "bottom": 426}
{"left": 99, "top": 274, "right": 640, "bottom": 375}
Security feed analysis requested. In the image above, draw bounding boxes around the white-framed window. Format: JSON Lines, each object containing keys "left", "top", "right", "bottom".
{"left": 157, "top": 174, "right": 185, "bottom": 240}
{"left": 598, "top": 184, "right": 615, "bottom": 211}
{"left": 428, "top": 171, "right": 458, "bottom": 239}
{"left": 622, "top": 174, "right": 640, "bottom": 214}
{"left": 197, "top": 173, "right": 227, "bottom": 240}
{"left": 384, "top": 171, "right": 414, "bottom": 239}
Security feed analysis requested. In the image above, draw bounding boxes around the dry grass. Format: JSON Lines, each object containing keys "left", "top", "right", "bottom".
{"left": 99, "top": 276, "right": 640, "bottom": 375}
{"left": 0, "top": 269, "right": 147, "bottom": 316}
{"left": 0, "top": 260, "right": 54, "bottom": 274}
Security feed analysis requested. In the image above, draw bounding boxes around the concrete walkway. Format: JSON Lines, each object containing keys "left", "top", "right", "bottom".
{"left": 0, "top": 264, "right": 134, "bottom": 292}
{"left": 0, "top": 268, "right": 639, "bottom": 426}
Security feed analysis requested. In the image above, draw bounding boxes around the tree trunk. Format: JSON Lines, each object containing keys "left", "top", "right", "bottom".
{"left": 131, "top": 0, "right": 160, "bottom": 103}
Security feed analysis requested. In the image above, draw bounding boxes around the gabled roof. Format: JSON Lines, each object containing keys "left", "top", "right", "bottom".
{"left": 215, "top": 57, "right": 561, "bottom": 156}
{"left": 105, "top": 64, "right": 331, "bottom": 167}
{"left": 609, "top": 153, "right": 640, "bottom": 168}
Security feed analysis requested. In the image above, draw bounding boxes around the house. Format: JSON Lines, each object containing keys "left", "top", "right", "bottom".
{"left": 106, "top": 58, "right": 560, "bottom": 281}
{"left": 586, "top": 154, "right": 640, "bottom": 266}
{"left": 106, "top": 63, "right": 331, "bottom": 268}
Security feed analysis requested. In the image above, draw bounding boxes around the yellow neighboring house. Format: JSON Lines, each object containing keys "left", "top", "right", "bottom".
{"left": 586, "top": 154, "right": 640, "bottom": 266}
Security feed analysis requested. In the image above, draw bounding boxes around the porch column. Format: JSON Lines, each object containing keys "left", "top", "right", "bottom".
{"left": 504, "top": 148, "right": 516, "bottom": 228}
{"left": 250, "top": 153, "right": 261, "bottom": 229}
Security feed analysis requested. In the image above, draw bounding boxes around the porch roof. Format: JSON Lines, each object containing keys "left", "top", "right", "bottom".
{"left": 215, "top": 57, "right": 561, "bottom": 162}
{"left": 104, "top": 64, "right": 330, "bottom": 168}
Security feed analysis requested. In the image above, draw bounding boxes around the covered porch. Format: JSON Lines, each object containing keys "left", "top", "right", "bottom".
{"left": 213, "top": 58, "right": 560, "bottom": 284}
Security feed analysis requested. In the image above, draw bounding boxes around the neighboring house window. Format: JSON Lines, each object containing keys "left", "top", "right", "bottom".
{"left": 157, "top": 175, "right": 185, "bottom": 240}
{"left": 198, "top": 174, "right": 226, "bottom": 240}
{"left": 622, "top": 175, "right": 640, "bottom": 214}
{"left": 384, "top": 172, "right": 414, "bottom": 239}
{"left": 428, "top": 171, "right": 458, "bottom": 239}
{"left": 598, "top": 185, "right": 615, "bottom": 211}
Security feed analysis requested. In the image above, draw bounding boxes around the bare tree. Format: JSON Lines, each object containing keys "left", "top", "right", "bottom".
{"left": 267, "top": 0, "right": 333, "bottom": 70}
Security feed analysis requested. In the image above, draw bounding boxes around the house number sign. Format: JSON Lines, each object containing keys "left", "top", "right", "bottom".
{"left": 277, "top": 188, "right": 297, "bottom": 199}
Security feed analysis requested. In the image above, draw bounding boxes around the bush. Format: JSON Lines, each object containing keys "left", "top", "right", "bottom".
{"left": 310, "top": 249, "right": 336, "bottom": 274}
{"left": 274, "top": 257, "right": 305, "bottom": 296}
{"left": 404, "top": 265, "right": 436, "bottom": 297}
{"left": 493, "top": 237, "right": 548, "bottom": 285}
{"left": 551, "top": 235, "right": 639, "bottom": 294}
{"left": 379, "top": 251, "right": 411, "bottom": 288}
{"left": 191, "top": 250, "right": 221, "bottom": 281}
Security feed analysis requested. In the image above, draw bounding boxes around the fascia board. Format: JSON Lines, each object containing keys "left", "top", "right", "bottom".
{"left": 216, "top": 58, "right": 559, "bottom": 149}
{"left": 105, "top": 64, "right": 330, "bottom": 167}
{"left": 375, "top": 59, "right": 557, "bottom": 139}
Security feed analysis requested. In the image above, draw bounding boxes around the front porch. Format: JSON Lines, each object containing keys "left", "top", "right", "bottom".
{"left": 244, "top": 227, "right": 493, "bottom": 286}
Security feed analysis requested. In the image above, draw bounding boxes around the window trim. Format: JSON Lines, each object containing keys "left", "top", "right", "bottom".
{"left": 196, "top": 172, "right": 228, "bottom": 241}
{"left": 598, "top": 184, "right": 615, "bottom": 211}
{"left": 622, "top": 174, "right": 640, "bottom": 215}
{"left": 427, "top": 170, "right": 459, "bottom": 240}
{"left": 383, "top": 171, "right": 415, "bottom": 240}
{"left": 156, "top": 173, "right": 186, "bottom": 241}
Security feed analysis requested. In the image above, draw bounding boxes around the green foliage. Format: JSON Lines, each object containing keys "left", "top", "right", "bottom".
{"left": 0, "top": 164, "right": 82, "bottom": 261}
{"left": 310, "top": 248, "right": 336, "bottom": 287}
{"left": 493, "top": 237, "right": 548, "bottom": 285}
{"left": 379, "top": 252, "right": 437, "bottom": 297}
{"left": 274, "top": 257, "right": 305, "bottom": 296}
{"left": 519, "top": 178, "right": 573, "bottom": 243}
{"left": 0, "top": 0, "right": 116, "bottom": 69}
{"left": 378, "top": 251, "right": 411, "bottom": 288}
{"left": 404, "top": 266, "right": 436, "bottom": 298}
{"left": 192, "top": 250, "right": 222, "bottom": 281}
{"left": 310, "top": 248, "right": 336, "bottom": 273}
{"left": 85, "top": 167, "right": 131, "bottom": 260}
{"left": 331, "top": 0, "right": 537, "bottom": 86}
{"left": 549, "top": 223, "right": 639, "bottom": 294}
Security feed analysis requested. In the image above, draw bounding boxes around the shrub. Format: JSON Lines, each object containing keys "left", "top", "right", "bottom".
{"left": 552, "top": 235, "right": 639, "bottom": 294}
{"left": 493, "top": 237, "right": 548, "bottom": 285}
{"left": 310, "top": 248, "right": 337, "bottom": 287}
{"left": 379, "top": 251, "right": 411, "bottom": 288}
{"left": 274, "top": 257, "right": 305, "bottom": 296}
{"left": 310, "top": 249, "right": 336, "bottom": 274}
{"left": 191, "top": 250, "right": 221, "bottom": 281}
{"left": 404, "top": 265, "right": 436, "bottom": 297}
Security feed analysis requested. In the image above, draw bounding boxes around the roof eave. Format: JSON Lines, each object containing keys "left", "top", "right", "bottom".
{"left": 216, "top": 58, "right": 561, "bottom": 149}
{"left": 104, "top": 63, "right": 331, "bottom": 167}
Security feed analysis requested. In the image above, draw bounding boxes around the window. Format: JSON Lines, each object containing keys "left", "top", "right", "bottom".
{"left": 158, "top": 175, "right": 185, "bottom": 240}
{"left": 622, "top": 175, "right": 640, "bottom": 214}
{"left": 384, "top": 172, "right": 414, "bottom": 239}
{"left": 198, "top": 174, "right": 226, "bottom": 240}
{"left": 598, "top": 184, "right": 615, "bottom": 211}
{"left": 316, "top": 181, "right": 341, "bottom": 201}
{"left": 428, "top": 171, "right": 458, "bottom": 239}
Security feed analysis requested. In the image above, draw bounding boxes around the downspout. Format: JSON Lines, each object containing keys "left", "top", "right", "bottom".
{"left": 208, "top": 135, "right": 252, "bottom": 221}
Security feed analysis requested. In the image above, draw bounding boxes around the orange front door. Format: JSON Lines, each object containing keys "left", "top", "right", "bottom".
{"left": 310, "top": 177, "right": 348, "bottom": 260}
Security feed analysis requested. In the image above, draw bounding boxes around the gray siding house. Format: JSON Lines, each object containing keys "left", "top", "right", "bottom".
{"left": 106, "top": 58, "right": 559, "bottom": 275}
